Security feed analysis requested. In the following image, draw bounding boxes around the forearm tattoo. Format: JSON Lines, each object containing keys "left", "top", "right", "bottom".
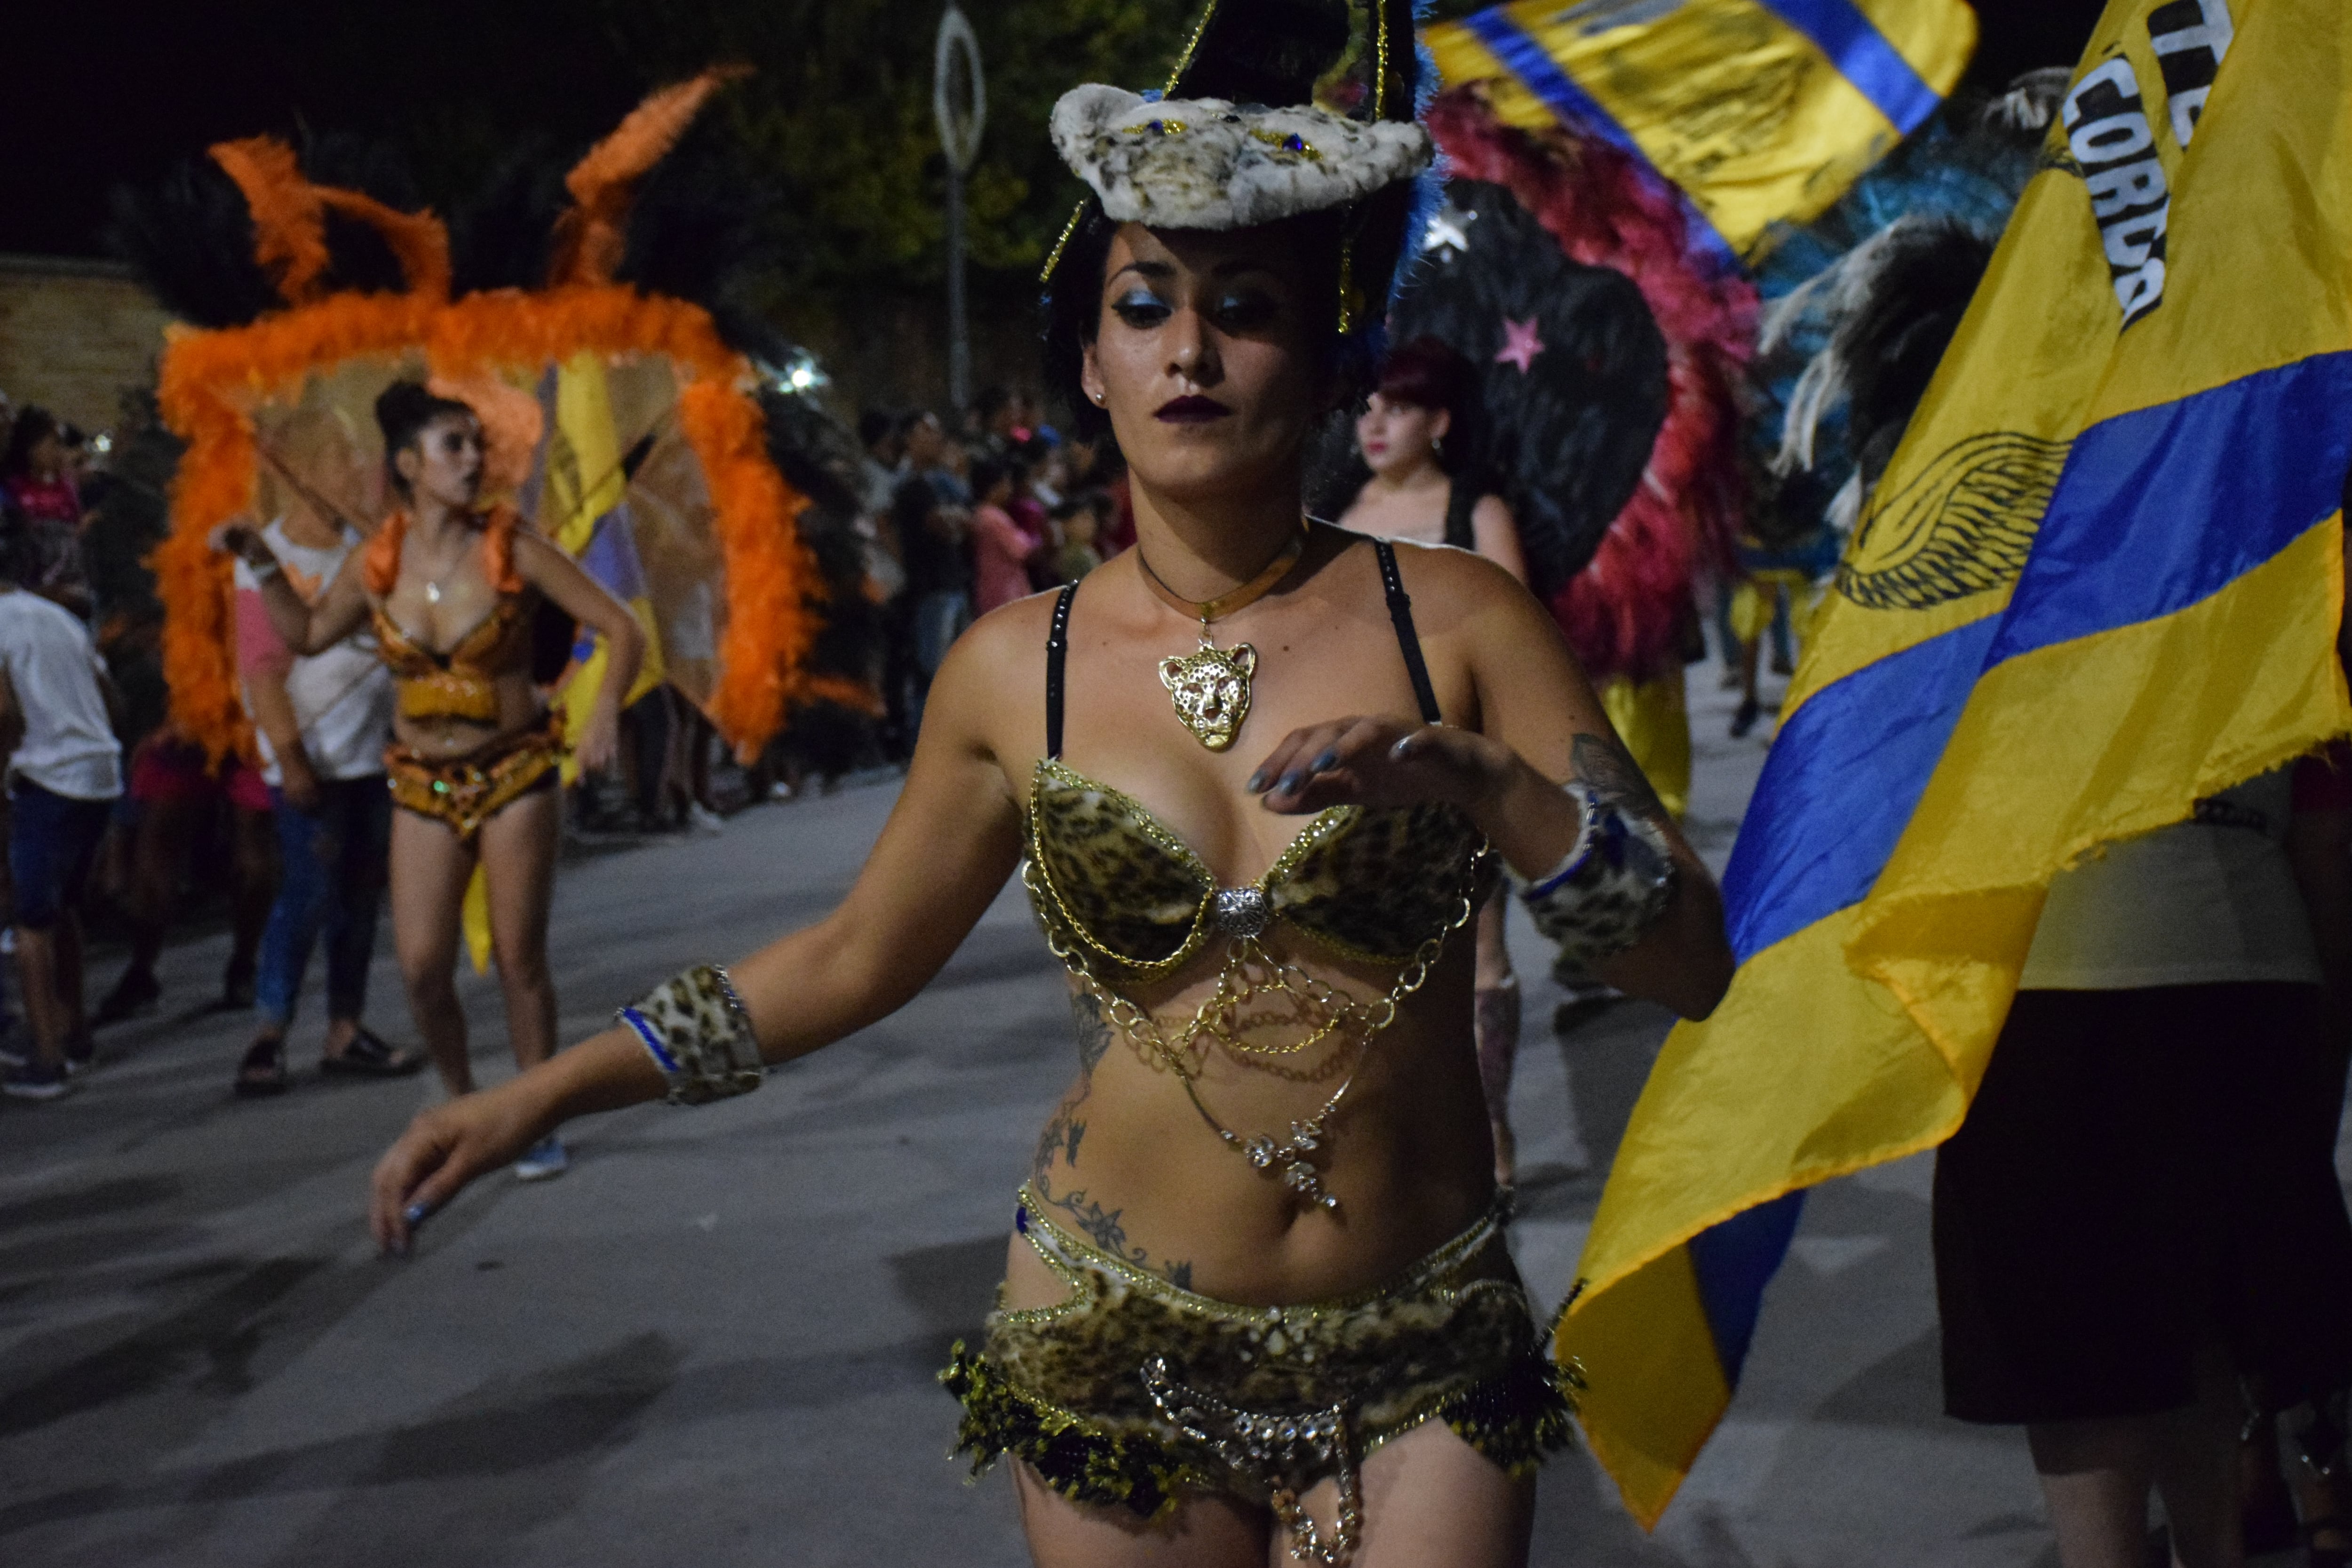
{"left": 1571, "top": 731, "right": 1667, "bottom": 823}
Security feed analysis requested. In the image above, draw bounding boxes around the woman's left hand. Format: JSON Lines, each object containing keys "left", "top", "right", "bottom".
{"left": 574, "top": 699, "right": 621, "bottom": 775}
{"left": 1248, "top": 717, "right": 1513, "bottom": 816}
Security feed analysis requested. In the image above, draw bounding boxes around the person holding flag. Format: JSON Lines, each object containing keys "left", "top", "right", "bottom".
{"left": 1553, "top": 0, "right": 2352, "bottom": 1558}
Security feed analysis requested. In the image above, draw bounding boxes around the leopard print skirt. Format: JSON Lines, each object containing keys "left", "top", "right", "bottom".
{"left": 940, "top": 1185, "right": 1577, "bottom": 1524}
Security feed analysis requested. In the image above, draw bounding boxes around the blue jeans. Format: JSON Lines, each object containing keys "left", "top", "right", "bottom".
{"left": 255, "top": 777, "right": 391, "bottom": 1029}
{"left": 8, "top": 779, "right": 112, "bottom": 929}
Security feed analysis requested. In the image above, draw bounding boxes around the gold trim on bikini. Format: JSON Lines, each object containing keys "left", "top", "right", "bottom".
{"left": 1136, "top": 522, "right": 1307, "bottom": 751}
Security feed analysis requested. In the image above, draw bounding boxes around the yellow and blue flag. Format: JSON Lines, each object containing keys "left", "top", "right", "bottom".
{"left": 1425, "top": 0, "right": 1978, "bottom": 259}
{"left": 1563, "top": 0, "right": 2352, "bottom": 1527}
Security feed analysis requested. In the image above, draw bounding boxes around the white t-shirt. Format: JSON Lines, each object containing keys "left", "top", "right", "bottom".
{"left": 2020, "top": 768, "right": 2321, "bottom": 989}
{"left": 0, "top": 589, "right": 122, "bottom": 800}
{"left": 233, "top": 519, "right": 395, "bottom": 784}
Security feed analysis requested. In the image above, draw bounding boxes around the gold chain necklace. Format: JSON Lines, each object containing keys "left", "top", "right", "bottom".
{"left": 1026, "top": 854, "right": 1480, "bottom": 1211}
{"left": 1136, "top": 523, "right": 1308, "bottom": 751}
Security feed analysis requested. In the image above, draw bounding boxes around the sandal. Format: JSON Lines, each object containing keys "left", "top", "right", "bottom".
{"left": 320, "top": 1027, "right": 424, "bottom": 1079}
{"left": 233, "top": 1037, "right": 290, "bottom": 1098}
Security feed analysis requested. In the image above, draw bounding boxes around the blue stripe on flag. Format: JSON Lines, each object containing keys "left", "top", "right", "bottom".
{"left": 1724, "top": 618, "right": 1996, "bottom": 960}
{"left": 1463, "top": 9, "right": 1644, "bottom": 159}
{"left": 1990, "top": 352, "right": 2352, "bottom": 666}
{"left": 1724, "top": 350, "right": 2352, "bottom": 962}
{"left": 1462, "top": 8, "right": 1737, "bottom": 264}
{"left": 1685, "top": 1190, "right": 1807, "bottom": 1382}
{"left": 1756, "top": 0, "right": 1943, "bottom": 132}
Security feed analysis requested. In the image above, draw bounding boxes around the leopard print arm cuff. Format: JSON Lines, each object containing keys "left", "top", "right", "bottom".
{"left": 1518, "top": 783, "right": 1678, "bottom": 965}
{"left": 618, "top": 964, "right": 765, "bottom": 1106}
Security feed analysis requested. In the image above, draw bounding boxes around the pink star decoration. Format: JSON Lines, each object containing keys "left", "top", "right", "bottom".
{"left": 1495, "top": 316, "right": 1546, "bottom": 374}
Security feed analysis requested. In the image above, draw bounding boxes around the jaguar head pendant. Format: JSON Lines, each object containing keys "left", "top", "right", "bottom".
{"left": 1159, "top": 640, "right": 1257, "bottom": 752}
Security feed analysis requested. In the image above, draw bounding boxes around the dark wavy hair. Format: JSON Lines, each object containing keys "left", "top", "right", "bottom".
{"left": 372, "top": 380, "right": 477, "bottom": 501}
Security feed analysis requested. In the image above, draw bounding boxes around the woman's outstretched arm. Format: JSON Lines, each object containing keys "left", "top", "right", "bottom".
{"left": 367, "top": 624, "right": 1030, "bottom": 1250}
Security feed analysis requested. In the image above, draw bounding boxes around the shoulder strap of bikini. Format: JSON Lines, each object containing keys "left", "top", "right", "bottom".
{"left": 1373, "top": 540, "right": 1443, "bottom": 726}
{"left": 1442, "top": 479, "right": 1478, "bottom": 551}
{"left": 1045, "top": 579, "right": 1078, "bottom": 760}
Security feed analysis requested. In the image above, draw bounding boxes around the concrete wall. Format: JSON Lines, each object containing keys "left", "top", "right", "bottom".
{"left": 0, "top": 255, "right": 176, "bottom": 436}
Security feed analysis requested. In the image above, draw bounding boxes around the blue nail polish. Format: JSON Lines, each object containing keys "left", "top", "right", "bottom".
{"left": 1310, "top": 751, "right": 1339, "bottom": 774}
{"left": 1390, "top": 737, "right": 1415, "bottom": 761}
{"left": 403, "top": 1202, "right": 429, "bottom": 1226}
{"left": 1278, "top": 772, "right": 1303, "bottom": 796}
{"left": 1246, "top": 770, "right": 1268, "bottom": 792}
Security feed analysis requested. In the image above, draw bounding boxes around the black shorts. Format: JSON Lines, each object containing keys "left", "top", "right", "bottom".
{"left": 1933, "top": 983, "right": 2352, "bottom": 1425}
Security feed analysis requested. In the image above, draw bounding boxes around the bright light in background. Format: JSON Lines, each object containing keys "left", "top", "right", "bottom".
{"left": 767, "top": 349, "right": 831, "bottom": 398}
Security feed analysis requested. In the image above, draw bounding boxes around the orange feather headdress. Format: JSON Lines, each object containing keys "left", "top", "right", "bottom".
{"left": 156, "top": 70, "right": 819, "bottom": 766}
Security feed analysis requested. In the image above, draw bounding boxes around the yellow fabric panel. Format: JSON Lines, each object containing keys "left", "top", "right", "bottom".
{"left": 1599, "top": 670, "right": 1692, "bottom": 820}
{"left": 1566, "top": 907, "right": 1964, "bottom": 1298}
{"left": 2071, "top": 2, "right": 2352, "bottom": 428}
{"left": 1554, "top": 1241, "right": 1734, "bottom": 1531}
{"left": 1782, "top": 151, "right": 2130, "bottom": 721}
{"left": 1726, "top": 580, "right": 1776, "bottom": 646}
{"left": 1426, "top": 0, "right": 1977, "bottom": 255}
{"left": 547, "top": 351, "right": 628, "bottom": 557}
{"left": 1854, "top": 517, "right": 2352, "bottom": 1077}
{"left": 462, "top": 865, "right": 493, "bottom": 975}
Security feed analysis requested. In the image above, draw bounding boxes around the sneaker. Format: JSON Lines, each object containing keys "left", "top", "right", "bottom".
{"left": 93, "top": 968, "right": 161, "bottom": 1027}
{"left": 3, "top": 1059, "right": 75, "bottom": 1101}
{"left": 686, "top": 803, "right": 726, "bottom": 836}
{"left": 514, "top": 1137, "right": 570, "bottom": 1182}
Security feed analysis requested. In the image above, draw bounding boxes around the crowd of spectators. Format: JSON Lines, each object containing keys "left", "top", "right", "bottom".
{"left": 854, "top": 385, "right": 1128, "bottom": 755}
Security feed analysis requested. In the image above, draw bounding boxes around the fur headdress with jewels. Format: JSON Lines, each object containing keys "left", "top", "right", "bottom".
{"left": 1050, "top": 87, "right": 1430, "bottom": 232}
{"left": 1042, "top": 0, "right": 1437, "bottom": 378}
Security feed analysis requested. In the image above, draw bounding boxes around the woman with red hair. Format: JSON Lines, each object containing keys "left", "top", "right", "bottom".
{"left": 220, "top": 382, "right": 644, "bottom": 1181}
{"left": 1341, "top": 335, "right": 1530, "bottom": 1183}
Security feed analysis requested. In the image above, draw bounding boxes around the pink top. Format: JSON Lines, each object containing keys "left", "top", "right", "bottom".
{"left": 970, "top": 501, "right": 1036, "bottom": 615}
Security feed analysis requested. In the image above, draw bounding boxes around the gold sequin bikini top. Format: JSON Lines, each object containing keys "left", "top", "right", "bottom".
{"left": 373, "top": 592, "right": 536, "bottom": 725}
{"left": 1023, "top": 540, "right": 1491, "bottom": 981}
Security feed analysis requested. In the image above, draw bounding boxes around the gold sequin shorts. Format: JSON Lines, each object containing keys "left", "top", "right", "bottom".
{"left": 940, "top": 1184, "right": 1576, "bottom": 1528}
{"left": 385, "top": 714, "right": 564, "bottom": 844}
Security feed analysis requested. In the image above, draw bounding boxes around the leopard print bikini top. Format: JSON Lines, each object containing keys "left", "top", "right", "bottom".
{"left": 1023, "top": 539, "right": 1491, "bottom": 981}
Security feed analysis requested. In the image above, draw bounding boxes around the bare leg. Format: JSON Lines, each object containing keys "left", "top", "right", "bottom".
{"left": 389, "top": 808, "right": 477, "bottom": 1096}
{"left": 1295, "top": 1418, "right": 1534, "bottom": 1568}
{"left": 2028, "top": 1417, "right": 2156, "bottom": 1568}
{"left": 1014, "top": 1463, "right": 1268, "bottom": 1568}
{"left": 2029, "top": 1352, "right": 2244, "bottom": 1568}
{"left": 477, "top": 785, "right": 560, "bottom": 1073}
{"left": 1470, "top": 896, "right": 1519, "bottom": 1185}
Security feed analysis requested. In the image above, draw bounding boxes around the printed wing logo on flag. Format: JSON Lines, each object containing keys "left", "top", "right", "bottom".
{"left": 1561, "top": 0, "right": 2352, "bottom": 1528}
{"left": 1425, "top": 0, "right": 1979, "bottom": 257}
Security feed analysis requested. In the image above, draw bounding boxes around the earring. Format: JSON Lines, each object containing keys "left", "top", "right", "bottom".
{"left": 1092, "top": 390, "right": 1105, "bottom": 405}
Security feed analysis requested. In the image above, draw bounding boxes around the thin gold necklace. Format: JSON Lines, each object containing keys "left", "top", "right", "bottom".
{"left": 1136, "top": 522, "right": 1308, "bottom": 751}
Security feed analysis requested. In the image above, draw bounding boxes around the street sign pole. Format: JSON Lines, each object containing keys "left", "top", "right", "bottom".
{"left": 933, "top": 6, "right": 986, "bottom": 414}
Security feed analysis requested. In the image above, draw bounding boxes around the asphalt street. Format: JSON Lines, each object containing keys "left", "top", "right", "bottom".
{"left": 3, "top": 676, "right": 2344, "bottom": 1567}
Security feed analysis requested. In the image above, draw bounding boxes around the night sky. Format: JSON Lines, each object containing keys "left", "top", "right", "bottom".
{"left": 2, "top": 0, "right": 2109, "bottom": 262}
